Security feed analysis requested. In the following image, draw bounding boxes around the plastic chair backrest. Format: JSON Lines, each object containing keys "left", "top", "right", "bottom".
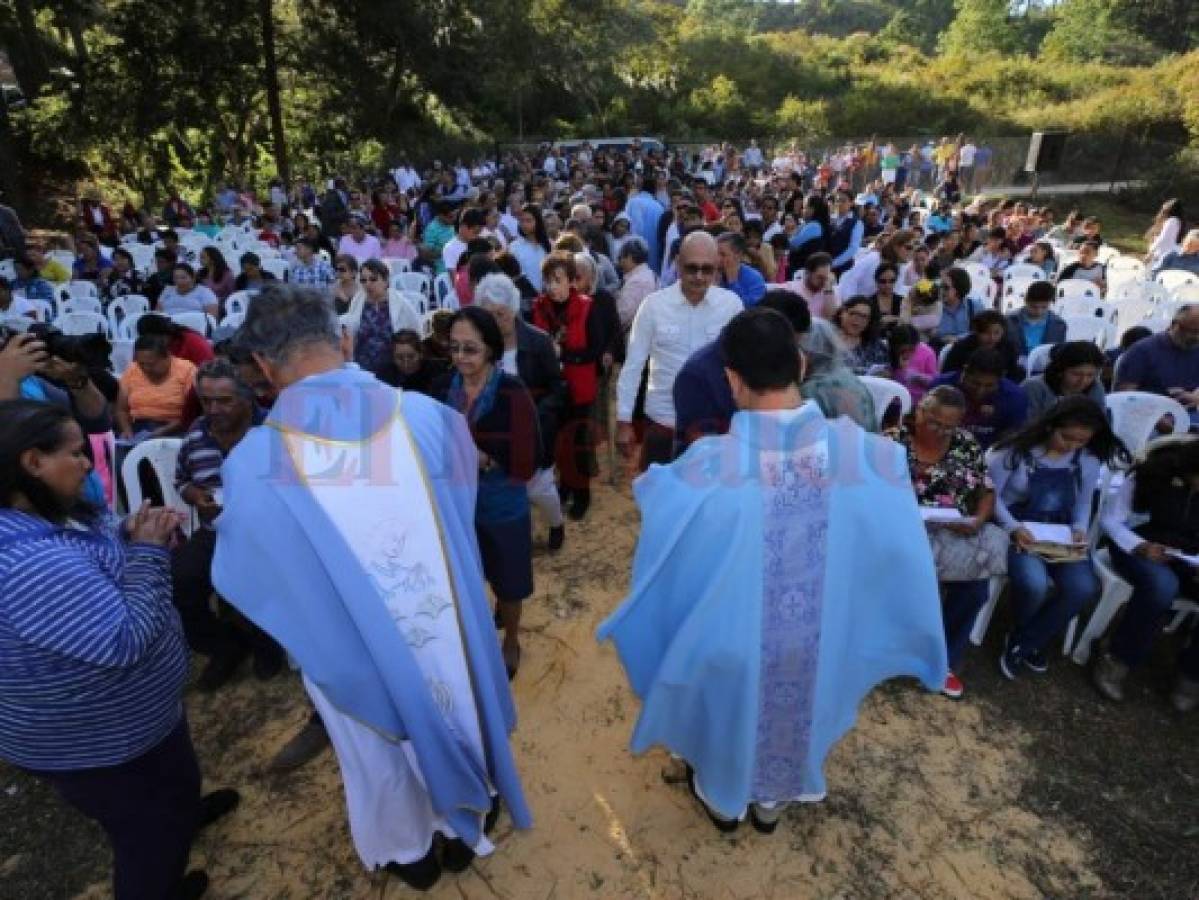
{"left": 1157, "top": 270, "right": 1199, "bottom": 291}
{"left": 1105, "top": 392, "right": 1191, "bottom": 452}
{"left": 1057, "top": 295, "right": 1105, "bottom": 319}
{"left": 169, "top": 311, "right": 215, "bottom": 336}
{"left": 382, "top": 257, "right": 412, "bottom": 276}
{"left": 1056, "top": 278, "right": 1101, "bottom": 302}
{"left": 1063, "top": 315, "right": 1109, "bottom": 347}
{"left": 1026, "top": 343, "right": 1054, "bottom": 376}
{"left": 68, "top": 280, "right": 100, "bottom": 299}
{"left": 23, "top": 298, "right": 55, "bottom": 322}
{"left": 1002, "top": 277, "right": 1038, "bottom": 312}
{"left": 116, "top": 313, "right": 144, "bottom": 341}
{"left": 395, "top": 271, "right": 432, "bottom": 297}
{"left": 434, "top": 273, "right": 456, "bottom": 305}
{"left": 225, "top": 290, "right": 257, "bottom": 317}
{"left": 1170, "top": 283, "right": 1199, "bottom": 305}
{"left": 60, "top": 296, "right": 102, "bottom": 316}
{"left": 260, "top": 257, "right": 289, "bottom": 281}
{"left": 47, "top": 250, "right": 76, "bottom": 271}
{"left": 399, "top": 289, "right": 431, "bottom": 317}
{"left": 859, "top": 375, "right": 912, "bottom": 430}
{"left": 107, "top": 295, "right": 151, "bottom": 332}
{"left": 54, "top": 311, "right": 110, "bottom": 336}
{"left": 1, "top": 314, "right": 31, "bottom": 333}
{"left": 937, "top": 342, "right": 952, "bottom": 370}
{"left": 220, "top": 311, "right": 245, "bottom": 329}
{"left": 119, "top": 438, "right": 189, "bottom": 520}
{"left": 0, "top": 259, "right": 15, "bottom": 281}
{"left": 109, "top": 339, "right": 135, "bottom": 375}
{"left": 1004, "top": 263, "right": 1044, "bottom": 282}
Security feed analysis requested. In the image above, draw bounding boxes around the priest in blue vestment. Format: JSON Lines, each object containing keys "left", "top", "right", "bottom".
{"left": 211, "top": 285, "right": 531, "bottom": 891}
{"left": 598, "top": 307, "right": 946, "bottom": 832}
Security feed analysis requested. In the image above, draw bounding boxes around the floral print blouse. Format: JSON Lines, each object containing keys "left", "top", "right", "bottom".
{"left": 890, "top": 425, "right": 993, "bottom": 515}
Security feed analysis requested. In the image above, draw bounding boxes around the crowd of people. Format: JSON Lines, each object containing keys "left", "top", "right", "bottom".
{"left": 1, "top": 136, "right": 1198, "bottom": 897}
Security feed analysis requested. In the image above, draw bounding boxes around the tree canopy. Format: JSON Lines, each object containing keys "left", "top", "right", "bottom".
{"left": 0, "top": 0, "right": 1196, "bottom": 207}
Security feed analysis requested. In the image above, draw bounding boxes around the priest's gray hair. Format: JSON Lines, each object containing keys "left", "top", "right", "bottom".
{"left": 474, "top": 273, "right": 522, "bottom": 313}
{"left": 231, "top": 283, "right": 339, "bottom": 364}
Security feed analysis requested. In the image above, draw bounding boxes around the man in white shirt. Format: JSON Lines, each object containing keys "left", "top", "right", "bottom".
{"left": 742, "top": 140, "right": 764, "bottom": 173}
{"left": 441, "top": 208, "right": 485, "bottom": 273}
{"left": 615, "top": 232, "right": 742, "bottom": 470}
{"left": 958, "top": 140, "right": 978, "bottom": 193}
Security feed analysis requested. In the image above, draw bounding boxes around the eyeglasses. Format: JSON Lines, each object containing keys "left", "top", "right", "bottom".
{"left": 682, "top": 264, "right": 717, "bottom": 277}
{"left": 449, "top": 343, "right": 483, "bottom": 356}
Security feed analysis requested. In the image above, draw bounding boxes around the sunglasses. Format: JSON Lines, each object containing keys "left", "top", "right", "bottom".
{"left": 682, "top": 264, "right": 717, "bottom": 277}
{"left": 449, "top": 343, "right": 483, "bottom": 356}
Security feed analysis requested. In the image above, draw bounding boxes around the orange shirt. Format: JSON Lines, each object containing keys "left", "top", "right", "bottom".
{"left": 121, "top": 356, "right": 196, "bottom": 422}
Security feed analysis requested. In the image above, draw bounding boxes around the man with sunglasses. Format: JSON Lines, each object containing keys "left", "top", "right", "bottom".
{"left": 616, "top": 231, "right": 742, "bottom": 470}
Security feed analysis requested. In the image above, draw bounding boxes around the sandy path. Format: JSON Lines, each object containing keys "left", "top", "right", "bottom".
{"left": 75, "top": 466, "right": 1103, "bottom": 900}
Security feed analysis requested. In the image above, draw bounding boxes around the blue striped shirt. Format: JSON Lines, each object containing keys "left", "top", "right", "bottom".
{"left": 0, "top": 510, "right": 188, "bottom": 771}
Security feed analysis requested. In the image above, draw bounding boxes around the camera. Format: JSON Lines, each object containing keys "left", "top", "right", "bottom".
{"left": 0, "top": 323, "right": 111, "bottom": 369}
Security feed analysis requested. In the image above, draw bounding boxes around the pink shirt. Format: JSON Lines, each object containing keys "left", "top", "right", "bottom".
{"left": 893, "top": 342, "right": 938, "bottom": 405}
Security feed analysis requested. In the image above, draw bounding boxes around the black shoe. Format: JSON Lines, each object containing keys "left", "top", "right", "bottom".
{"left": 197, "top": 789, "right": 240, "bottom": 831}
{"left": 196, "top": 645, "right": 249, "bottom": 692}
{"left": 568, "top": 489, "right": 590, "bottom": 521}
{"left": 998, "top": 634, "right": 1022, "bottom": 682}
{"left": 686, "top": 765, "right": 738, "bottom": 833}
{"left": 548, "top": 525, "right": 566, "bottom": 551}
{"left": 504, "top": 644, "right": 521, "bottom": 681}
{"left": 748, "top": 805, "right": 780, "bottom": 835}
{"left": 484, "top": 796, "right": 501, "bottom": 834}
{"left": 441, "top": 837, "right": 475, "bottom": 873}
{"left": 557, "top": 484, "right": 572, "bottom": 505}
{"left": 173, "top": 870, "right": 209, "bottom": 900}
{"left": 385, "top": 846, "right": 442, "bottom": 891}
{"left": 268, "top": 714, "right": 330, "bottom": 772}
{"left": 252, "top": 643, "right": 285, "bottom": 681}
{"left": 1023, "top": 647, "right": 1049, "bottom": 674}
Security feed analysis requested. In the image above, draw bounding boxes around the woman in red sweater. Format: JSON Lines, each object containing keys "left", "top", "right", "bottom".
{"left": 533, "top": 253, "right": 600, "bottom": 519}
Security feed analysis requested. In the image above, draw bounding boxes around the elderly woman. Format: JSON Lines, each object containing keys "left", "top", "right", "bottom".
{"left": 158, "top": 263, "right": 219, "bottom": 317}
{"left": 1021, "top": 340, "right": 1106, "bottom": 419}
{"left": 475, "top": 273, "right": 568, "bottom": 550}
{"left": 433, "top": 307, "right": 539, "bottom": 678}
{"left": 798, "top": 319, "right": 877, "bottom": 431}
{"left": 0, "top": 400, "right": 237, "bottom": 900}
{"left": 343, "top": 258, "right": 421, "bottom": 378}
{"left": 833, "top": 296, "right": 889, "bottom": 375}
{"left": 534, "top": 253, "right": 600, "bottom": 519}
{"left": 987, "top": 397, "right": 1127, "bottom": 680}
{"left": 115, "top": 335, "right": 197, "bottom": 441}
{"left": 891, "top": 385, "right": 1003, "bottom": 699}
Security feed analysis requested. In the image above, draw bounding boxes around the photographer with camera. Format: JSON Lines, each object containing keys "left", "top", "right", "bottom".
{"left": 0, "top": 325, "right": 113, "bottom": 505}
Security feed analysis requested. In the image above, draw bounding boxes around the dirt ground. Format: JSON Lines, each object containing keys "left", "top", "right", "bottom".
{"left": 3, "top": 461, "right": 1199, "bottom": 900}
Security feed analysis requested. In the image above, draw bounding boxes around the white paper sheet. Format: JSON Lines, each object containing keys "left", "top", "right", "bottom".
{"left": 1022, "top": 522, "right": 1076, "bottom": 545}
{"left": 920, "top": 506, "right": 966, "bottom": 524}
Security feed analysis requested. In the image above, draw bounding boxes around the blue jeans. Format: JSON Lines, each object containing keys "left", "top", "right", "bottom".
{"left": 1007, "top": 548, "right": 1099, "bottom": 655}
{"left": 942, "top": 580, "right": 990, "bottom": 670}
{"left": 1109, "top": 546, "right": 1199, "bottom": 678}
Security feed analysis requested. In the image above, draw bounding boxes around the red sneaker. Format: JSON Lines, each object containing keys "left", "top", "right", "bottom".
{"left": 941, "top": 671, "right": 964, "bottom": 699}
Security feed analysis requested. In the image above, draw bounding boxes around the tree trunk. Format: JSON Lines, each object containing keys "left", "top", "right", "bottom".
{"left": 10, "top": 0, "right": 52, "bottom": 95}
{"left": 259, "top": 0, "right": 290, "bottom": 186}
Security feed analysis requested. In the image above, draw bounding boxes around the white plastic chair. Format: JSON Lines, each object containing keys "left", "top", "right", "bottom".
{"left": 119, "top": 438, "right": 192, "bottom": 527}
{"left": 0, "top": 259, "right": 15, "bottom": 281}
{"left": 433, "top": 272, "right": 458, "bottom": 309}
{"left": 219, "top": 311, "right": 245, "bottom": 329}
{"left": 382, "top": 257, "right": 412, "bottom": 277}
{"left": 1003, "top": 263, "right": 1045, "bottom": 283}
{"left": 859, "top": 376, "right": 912, "bottom": 430}
{"left": 1057, "top": 295, "right": 1105, "bottom": 319}
{"left": 394, "top": 271, "right": 432, "bottom": 297}
{"left": 169, "top": 311, "right": 217, "bottom": 336}
{"left": 420, "top": 309, "right": 440, "bottom": 339}
{"left": 109, "top": 339, "right": 135, "bottom": 375}
{"left": 937, "top": 342, "right": 953, "bottom": 370}
{"left": 47, "top": 250, "right": 76, "bottom": 271}
{"left": 1057, "top": 278, "right": 1102, "bottom": 303}
{"left": 1, "top": 314, "right": 31, "bottom": 333}
{"left": 1063, "top": 315, "right": 1109, "bottom": 348}
{"left": 54, "top": 311, "right": 110, "bottom": 336}
{"left": 1157, "top": 270, "right": 1199, "bottom": 292}
{"left": 107, "top": 295, "right": 151, "bottom": 333}
{"left": 1105, "top": 392, "right": 1190, "bottom": 452}
{"left": 116, "top": 313, "right": 145, "bottom": 341}
{"left": 399, "top": 289, "right": 432, "bottom": 317}
{"left": 1026, "top": 343, "right": 1055, "bottom": 376}
{"left": 67, "top": 280, "right": 100, "bottom": 300}
{"left": 959, "top": 261, "right": 995, "bottom": 304}
{"left": 23, "top": 298, "right": 54, "bottom": 323}
{"left": 1002, "top": 277, "right": 1039, "bottom": 313}
{"left": 1106, "top": 257, "right": 1145, "bottom": 285}
{"left": 224, "top": 290, "right": 257, "bottom": 317}
{"left": 260, "top": 257, "right": 289, "bottom": 281}
{"left": 60, "top": 296, "right": 103, "bottom": 316}
{"left": 1096, "top": 245, "right": 1120, "bottom": 265}
{"left": 1169, "top": 283, "right": 1199, "bottom": 305}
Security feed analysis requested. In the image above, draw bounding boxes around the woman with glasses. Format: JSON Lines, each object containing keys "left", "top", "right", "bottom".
{"left": 891, "top": 385, "right": 1003, "bottom": 699}
{"left": 869, "top": 261, "right": 902, "bottom": 325}
{"left": 832, "top": 296, "right": 889, "bottom": 375}
{"left": 343, "top": 258, "right": 421, "bottom": 378}
{"left": 330, "top": 254, "right": 358, "bottom": 315}
{"left": 433, "top": 307, "right": 538, "bottom": 680}
{"left": 839, "top": 229, "right": 915, "bottom": 302}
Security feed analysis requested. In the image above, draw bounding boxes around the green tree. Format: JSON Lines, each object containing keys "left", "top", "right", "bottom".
{"left": 940, "top": 0, "right": 1022, "bottom": 56}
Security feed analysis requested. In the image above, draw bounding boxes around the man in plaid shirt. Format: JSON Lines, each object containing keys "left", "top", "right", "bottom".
{"left": 288, "top": 237, "right": 336, "bottom": 290}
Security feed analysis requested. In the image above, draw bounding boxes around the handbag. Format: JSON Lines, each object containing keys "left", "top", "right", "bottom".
{"left": 927, "top": 522, "right": 1009, "bottom": 582}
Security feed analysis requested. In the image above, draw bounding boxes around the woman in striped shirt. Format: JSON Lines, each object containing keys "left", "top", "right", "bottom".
{"left": 0, "top": 400, "right": 237, "bottom": 900}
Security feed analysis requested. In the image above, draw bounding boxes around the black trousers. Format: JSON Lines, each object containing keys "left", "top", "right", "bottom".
{"left": 30, "top": 717, "right": 201, "bottom": 900}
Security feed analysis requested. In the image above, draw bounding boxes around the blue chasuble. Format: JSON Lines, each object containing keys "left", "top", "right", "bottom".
{"left": 212, "top": 366, "right": 531, "bottom": 846}
{"left": 598, "top": 402, "right": 946, "bottom": 818}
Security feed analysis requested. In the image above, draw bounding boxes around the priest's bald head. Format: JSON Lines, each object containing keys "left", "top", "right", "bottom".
{"left": 677, "top": 231, "right": 720, "bottom": 305}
